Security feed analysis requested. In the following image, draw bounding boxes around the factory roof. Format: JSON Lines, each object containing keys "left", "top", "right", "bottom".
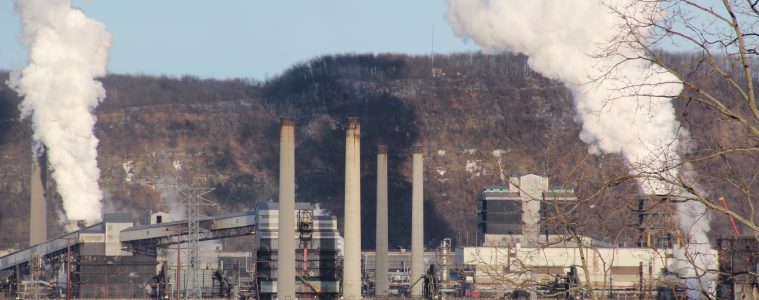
{"left": 103, "top": 212, "right": 133, "bottom": 223}
{"left": 543, "top": 190, "right": 577, "bottom": 200}
{"left": 480, "top": 185, "right": 576, "bottom": 199}
{"left": 124, "top": 210, "right": 254, "bottom": 231}
{"left": 256, "top": 201, "right": 314, "bottom": 210}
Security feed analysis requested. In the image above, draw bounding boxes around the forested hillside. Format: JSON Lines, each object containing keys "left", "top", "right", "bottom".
{"left": 0, "top": 52, "right": 745, "bottom": 249}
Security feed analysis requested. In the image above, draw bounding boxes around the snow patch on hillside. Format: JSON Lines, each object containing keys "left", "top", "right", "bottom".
{"left": 122, "top": 161, "right": 134, "bottom": 183}
{"left": 466, "top": 160, "right": 482, "bottom": 176}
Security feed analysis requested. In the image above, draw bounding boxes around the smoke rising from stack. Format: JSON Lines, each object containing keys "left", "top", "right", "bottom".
{"left": 446, "top": 0, "right": 714, "bottom": 296}
{"left": 8, "top": 0, "right": 111, "bottom": 224}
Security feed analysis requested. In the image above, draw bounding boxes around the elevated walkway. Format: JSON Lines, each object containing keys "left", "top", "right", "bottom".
{"left": 0, "top": 210, "right": 257, "bottom": 271}
{"left": 120, "top": 210, "right": 257, "bottom": 255}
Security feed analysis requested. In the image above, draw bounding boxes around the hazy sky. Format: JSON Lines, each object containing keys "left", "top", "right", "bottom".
{"left": 0, "top": 0, "right": 479, "bottom": 80}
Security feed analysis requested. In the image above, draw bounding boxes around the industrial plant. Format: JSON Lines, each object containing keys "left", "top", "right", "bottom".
{"left": 0, "top": 118, "right": 755, "bottom": 300}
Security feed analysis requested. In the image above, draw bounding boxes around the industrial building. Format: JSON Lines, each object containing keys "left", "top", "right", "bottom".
{"left": 2, "top": 117, "right": 748, "bottom": 299}
{"left": 254, "top": 202, "right": 341, "bottom": 299}
{"left": 0, "top": 118, "right": 352, "bottom": 299}
{"left": 0, "top": 213, "right": 157, "bottom": 298}
{"left": 362, "top": 238, "right": 456, "bottom": 297}
{"left": 717, "top": 236, "right": 759, "bottom": 299}
{"left": 0, "top": 204, "right": 342, "bottom": 299}
{"left": 0, "top": 210, "right": 261, "bottom": 298}
{"left": 477, "top": 174, "right": 577, "bottom": 247}
{"left": 458, "top": 174, "right": 727, "bottom": 298}
{"left": 455, "top": 238, "right": 693, "bottom": 298}
{"left": 635, "top": 195, "right": 676, "bottom": 249}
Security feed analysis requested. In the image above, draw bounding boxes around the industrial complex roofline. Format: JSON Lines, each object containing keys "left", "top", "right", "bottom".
{"left": 0, "top": 210, "right": 258, "bottom": 271}
{"left": 0, "top": 213, "right": 131, "bottom": 270}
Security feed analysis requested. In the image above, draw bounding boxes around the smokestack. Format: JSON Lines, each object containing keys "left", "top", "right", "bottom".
{"left": 375, "top": 145, "right": 389, "bottom": 296}
{"left": 277, "top": 118, "right": 296, "bottom": 299}
{"left": 410, "top": 145, "right": 424, "bottom": 297}
{"left": 29, "top": 149, "right": 47, "bottom": 245}
{"left": 343, "top": 118, "right": 362, "bottom": 299}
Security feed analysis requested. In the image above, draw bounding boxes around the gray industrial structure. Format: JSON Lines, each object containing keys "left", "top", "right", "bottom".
{"left": 255, "top": 202, "right": 341, "bottom": 299}
{"left": 0, "top": 204, "right": 344, "bottom": 299}
{"left": 717, "top": 237, "right": 759, "bottom": 299}
{"left": 3, "top": 117, "right": 746, "bottom": 299}
{"left": 362, "top": 246, "right": 456, "bottom": 297}
{"left": 0, "top": 213, "right": 156, "bottom": 298}
{"left": 636, "top": 195, "right": 675, "bottom": 249}
{"left": 476, "top": 174, "right": 577, "bottom": 247}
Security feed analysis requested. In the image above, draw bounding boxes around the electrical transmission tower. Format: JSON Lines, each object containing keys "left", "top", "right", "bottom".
{"left": 182, "top": 187, "right": 216, "bottom": 299}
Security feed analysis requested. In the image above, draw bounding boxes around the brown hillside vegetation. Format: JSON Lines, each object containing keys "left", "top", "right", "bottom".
{"left": 0, "top": 52, "right": 747, "bottom": 249}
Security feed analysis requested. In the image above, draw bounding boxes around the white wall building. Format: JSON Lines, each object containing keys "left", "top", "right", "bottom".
{"left": 456, "top": 240, "right": 718, "bottom": 296}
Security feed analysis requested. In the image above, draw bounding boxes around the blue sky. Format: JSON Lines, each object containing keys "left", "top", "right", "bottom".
{"left": 0, "top": 1, "right": 480, "bottom": 80}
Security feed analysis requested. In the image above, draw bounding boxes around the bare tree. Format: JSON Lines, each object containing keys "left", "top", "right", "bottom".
{"left": 595, "top": 0, "right": 759, "bottom": 298}
{"left": 601, "top": 0, "right": 759, "bottom": 235}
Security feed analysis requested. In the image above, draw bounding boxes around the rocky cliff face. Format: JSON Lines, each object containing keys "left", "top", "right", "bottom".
{"left": 2, "top": 52, "right": 733, "bottom": 249}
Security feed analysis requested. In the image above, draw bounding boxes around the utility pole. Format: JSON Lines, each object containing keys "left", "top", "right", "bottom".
{"left": 176, "top": 241, "right": 181, "bottom": 300}
{"left": 66, "top": 238, "right": 71, "bottom": 300}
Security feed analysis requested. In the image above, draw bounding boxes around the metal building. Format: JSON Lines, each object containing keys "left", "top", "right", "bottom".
{"left": 362, "top": 247, "right": 456, "bottom": 297}
{"left": 477, "top": 174, "right": 577, "bottom": 247}
{"left": 254, "top": 202, "right": 341, "bottom": 299}
{"left": 0, "top": 213, "right": 157, "bottom": 298}
{"left": 717, "top": 237, "right": 759, "bottom": 299}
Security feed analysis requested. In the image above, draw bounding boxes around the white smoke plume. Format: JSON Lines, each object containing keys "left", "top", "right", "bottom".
{"left": 8, "top": 0, "right": 111, "bottom": 224}
{"left": 446, "top": 0, "right": 714, "bottom": 297}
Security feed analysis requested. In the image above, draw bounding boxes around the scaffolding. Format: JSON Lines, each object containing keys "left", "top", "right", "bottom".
{"left": 183, "top": 187, "right": 216, "bottom": 299}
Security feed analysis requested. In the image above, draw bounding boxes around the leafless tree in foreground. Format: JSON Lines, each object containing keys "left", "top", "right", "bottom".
{"left": 601, "top": 0, "right": 759, "bottom": 234}
{"left": 597, "top": 0, "right": 759, "bottom": 298}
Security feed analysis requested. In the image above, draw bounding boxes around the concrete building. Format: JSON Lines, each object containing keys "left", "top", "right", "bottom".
{"left": 477, "top": 174, "right": 577, "bottom": 247}
{"left": 255, "top": 202, "right": 341, "bottom": 299}
{"left": 148, "top": 211, "right": 170, "bottom": 225}
{"left": 456, "top": 238, "right": 718, "bottom": 298}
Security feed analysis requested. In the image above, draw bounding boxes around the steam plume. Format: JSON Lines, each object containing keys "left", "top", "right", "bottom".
{"left": 8, "top": 0, "right": 111, "bottom": 223}
{"left": 446, "top": 0, "right": 714, "bottom": 296}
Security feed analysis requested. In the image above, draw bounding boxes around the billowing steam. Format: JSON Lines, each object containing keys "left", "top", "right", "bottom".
{"left": 446, "top": 0, "right": 714, "bottom": 296}
{"left": 8, "top": 0, "right": 111, "bottom": 223}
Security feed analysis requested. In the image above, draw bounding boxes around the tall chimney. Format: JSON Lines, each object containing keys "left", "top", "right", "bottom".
{"left": 29, "top": 150, "right": 47, "bottom": 246}
{"left": 277, "top": 118, "right": 296, "bottom": 299}
{"left": 410, "top": 145, "right": 424, "bottom": 297}
{"left": 375, "top": 145, "right": 389, "bottom": 296}
{"left": 343, "top": 118, "right": 362, "bottom": 299}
